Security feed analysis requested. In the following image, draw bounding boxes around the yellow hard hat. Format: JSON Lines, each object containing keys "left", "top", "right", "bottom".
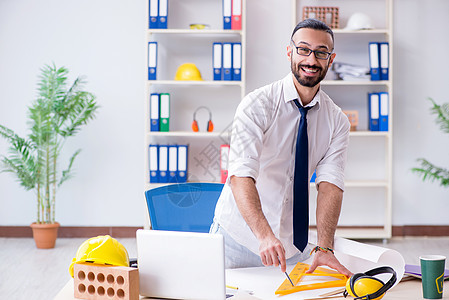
{"left": 189, "top": 23, "right": 210, "bottom": 30}
{"left": 175, "top": 63, "right": 203, "bottom": 81}
{"left": 69, "top": 235, "right": 129, "bottom": 277}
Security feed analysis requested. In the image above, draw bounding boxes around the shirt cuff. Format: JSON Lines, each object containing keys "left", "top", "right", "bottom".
{"left": 315, "top": 165, "right": 345, "bottom": 191}
{"left": 228, "top": 157, "right": 259, "bottom": 182}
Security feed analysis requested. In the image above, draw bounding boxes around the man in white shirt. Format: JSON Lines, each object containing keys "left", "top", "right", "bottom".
{"left": 211, "top": 19, "right": 352, "bottom": 277}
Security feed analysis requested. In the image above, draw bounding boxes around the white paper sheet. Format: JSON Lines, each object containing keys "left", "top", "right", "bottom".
{"left": 226, "top": 231, "right": 405, "bottom": 300}
{"left": 308, "top": 231, "right": 405, "bottom": 286}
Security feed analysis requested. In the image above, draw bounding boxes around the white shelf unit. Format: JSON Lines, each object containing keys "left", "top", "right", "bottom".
{"left": 146, "top": 80, "right": 244, "bottom": 87}
{"left": 144, "top": 0, "right": 247, "bottom": 193}
{"left": 148, "top": 29, "right": 243, "bottom": 35}
{"left": 293, "top": 0, "right": 394, "bottom": 239}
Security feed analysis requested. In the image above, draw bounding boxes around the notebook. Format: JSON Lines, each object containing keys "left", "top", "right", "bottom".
{"left": 136, "top": 229, "right": 227, "bottom": 300}
{"left": 404, "top": 264, "right": 449, "bottom": 280}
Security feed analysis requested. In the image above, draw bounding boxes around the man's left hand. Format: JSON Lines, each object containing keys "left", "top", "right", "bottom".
{"left": 306, "top": 250, "right": 353, "bottom": 277}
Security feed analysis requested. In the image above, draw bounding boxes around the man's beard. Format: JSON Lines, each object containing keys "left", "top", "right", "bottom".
{"left": 292, "top": 62, "right": 330, "bottom": 87}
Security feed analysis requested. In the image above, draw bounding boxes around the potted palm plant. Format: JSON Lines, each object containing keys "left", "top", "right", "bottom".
{"left": 412, "top": 98, "right": 449, "bottom": 187}
{"left": 0, "top": 64, "right": 99, "bottom": 248}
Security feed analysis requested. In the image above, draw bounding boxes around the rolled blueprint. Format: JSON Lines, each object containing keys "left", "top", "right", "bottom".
{"left": 309, "top": 231, "right": 405, "bottom": 286}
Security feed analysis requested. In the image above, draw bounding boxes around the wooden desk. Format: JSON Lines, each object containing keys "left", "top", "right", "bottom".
{"left": 54, "top": 279, "right": 256, "bottom": 300}
{"left": 54, "top": 278, "right": 449, "bottom": 299}
{"left": 379, "top": 279, "right": 449, "bottom": 300}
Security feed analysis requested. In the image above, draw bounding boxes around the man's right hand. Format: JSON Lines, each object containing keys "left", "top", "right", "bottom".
{"left": 259, "top": 235, "right": 287, "bottom": 272}
{"left": 230, "top": 176, "right": 287, "bottom": 272}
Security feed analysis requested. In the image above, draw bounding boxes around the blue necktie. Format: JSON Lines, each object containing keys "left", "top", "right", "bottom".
{"left": 293, "top": 99, "right": 311, "bottom": 252}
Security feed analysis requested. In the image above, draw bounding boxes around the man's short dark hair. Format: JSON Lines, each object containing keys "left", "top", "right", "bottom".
{"left": 291, "top": 18, "right": 334, "bottom": 45}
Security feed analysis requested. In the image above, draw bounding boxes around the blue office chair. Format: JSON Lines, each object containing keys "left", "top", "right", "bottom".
{"left": 144, "top": 183, "right": 224, "bottom": 233}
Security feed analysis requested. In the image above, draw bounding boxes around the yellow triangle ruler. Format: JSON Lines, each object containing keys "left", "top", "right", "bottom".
{"left": 275, "top": 262, "right": 348, "bottom": 296}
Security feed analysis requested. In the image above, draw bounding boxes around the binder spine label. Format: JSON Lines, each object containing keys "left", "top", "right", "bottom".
{"left": 149, "top": 145, "right": 159, "bottom": 183}
{"left": 232, "top": 43, "right": 242, "bottom": 81}
{"left": 368, "top": 93, "right": 380, "bottom": 131}
{"left": 149, "top": 0, "right": 159, "bottom": 29}
{"left": 168, "top": 145, "right": 178, "bottom": 183}
{"left": 379, "top": 92, "right": 389, "bottom": 131}
{"left": 158, "top": 0, "right": 168, "bottom": 29}
{"left": 369, "top": 42, "right": 380, "bottom": 81}
{"left": 158, "top": 145, "right": 169, "bottom": 183}
{"left": 177, "top": 145, "right": 188, "bottom": 183}
{"left": 150, "top": 93, "right": 160, "bottom": 132}
{"left": 223, "top": 43, "right": 233, "bottom": 81}
{"left": 223, "top": 0, "right": 232, "bottom": 30}
{"left": 231, "top": 0, "right": 242, "bottom": 30}
{"left": 148, "top": 42, "right": 157, "bottom": 80}
{"left": 159, "top": 93, "right": 170, "bottom": 132}
{"left": 380, "top": 42, "right": 389, "bottom": 81}
{"left": 213, "top": 43, "right": 223, "bottom": 81}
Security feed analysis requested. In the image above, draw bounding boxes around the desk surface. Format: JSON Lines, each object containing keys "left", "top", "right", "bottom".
{"left": 54, "top": 278, "right": 257, "bottom": 300}
{"left": 54, "top": 278, "right": 449, "bottom": 300}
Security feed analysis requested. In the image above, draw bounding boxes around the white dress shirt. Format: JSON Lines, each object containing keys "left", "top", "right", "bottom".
{"left": 213, "top": 73, "right": 350, "bottom": 259}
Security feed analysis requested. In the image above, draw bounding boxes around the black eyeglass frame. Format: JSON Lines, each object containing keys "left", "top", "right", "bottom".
{"left": 290, "top": 39, "right": 333, "bottom": 60}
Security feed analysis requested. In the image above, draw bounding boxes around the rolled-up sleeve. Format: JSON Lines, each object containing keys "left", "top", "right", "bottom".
{"left": 227, "top": 90, "right": 269, "bottom": 182}
{"left": 315, "top": 111, "right": 350, "bottom": 191}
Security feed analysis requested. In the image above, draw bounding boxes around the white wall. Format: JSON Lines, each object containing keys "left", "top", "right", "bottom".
{"left": 0, "top": 0, "right": 147, "bottom": 226}
{"left": 391, "top": 0, "right": 449, "bottom": 224}
{"left": 0, "top": 0, "right": 448, "bottom": 227}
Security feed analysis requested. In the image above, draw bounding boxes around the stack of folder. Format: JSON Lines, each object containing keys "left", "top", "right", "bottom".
{"left": 213, "top": 42, "right": 242, "bottom": 81}
{"left": 149, "top": 144, "right": 188, "bottom": 183}
{"left": 223, "top": 0, "right": 242, "bottom": 30}
{"left": 150, "top": 93, "right": 170, "bottom": 132}
{"left": 149, "top": 0, "right": 242, "bottom": 31}
{"left": 369, "top": 42, "right": 389, "bottom": 81}
{"left": 368, "top": 92, "right": 389, "bottom": 131}
{"left": 149, "top": 0, "right": 168, "bottom": 29}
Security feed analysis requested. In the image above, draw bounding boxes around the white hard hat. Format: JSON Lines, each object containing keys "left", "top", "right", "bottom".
{"left": 344, "top": 13, "right": 374, "bottom": 30}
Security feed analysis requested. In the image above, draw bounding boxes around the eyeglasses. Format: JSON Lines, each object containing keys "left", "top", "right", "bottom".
{"left": 291, "top": 40, "right": 333, "bottom": 60}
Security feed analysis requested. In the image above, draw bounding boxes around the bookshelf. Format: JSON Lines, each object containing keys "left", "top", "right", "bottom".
{"left": 292, "top": 0, "right": 394, "bottom": 239}
{"left": 144, "top": 0, "right": 247, "bottom": 192}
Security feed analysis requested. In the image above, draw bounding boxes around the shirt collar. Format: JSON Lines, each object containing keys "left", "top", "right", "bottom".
{"left": 283, "top": 72, "right": 321, "bottom": 110}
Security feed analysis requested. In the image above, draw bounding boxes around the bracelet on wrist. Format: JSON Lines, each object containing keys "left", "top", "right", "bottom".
{"left": 310, "top": 245, "right": 334, "bottom": 255}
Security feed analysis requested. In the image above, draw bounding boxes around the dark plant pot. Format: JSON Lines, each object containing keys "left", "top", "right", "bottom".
{"left": 30, "top": 222, "right": 60, "bottom": 249}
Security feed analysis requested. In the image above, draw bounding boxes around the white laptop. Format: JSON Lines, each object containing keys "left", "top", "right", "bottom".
{"left": 136, "top": 229, "right": 227, "bottom": 300}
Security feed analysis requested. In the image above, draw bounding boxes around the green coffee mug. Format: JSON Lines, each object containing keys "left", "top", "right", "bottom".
{"left": 420, "top": 255, "right": 446, "bottom": 299}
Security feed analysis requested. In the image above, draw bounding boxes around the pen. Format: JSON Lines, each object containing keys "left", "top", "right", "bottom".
{"left": 285, "top": 272, "right": 294, "bottom": 286}
{"left": 226, "top": 285, "right": 254, "bottom": 295}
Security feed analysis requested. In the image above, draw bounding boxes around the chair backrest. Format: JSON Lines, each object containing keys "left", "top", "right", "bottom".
{"left": 145, "top": 183, "right": 224, "bottom": 233}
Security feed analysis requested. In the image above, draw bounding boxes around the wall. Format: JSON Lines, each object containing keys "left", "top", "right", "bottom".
{"left": 391, "top": 0, "right": 449, "bottom": 224}
{"left": 0, "top": 0, "right": 147, "bottom": 226}
{"left": 0, "top": 0, "right": 448, "bottom": 227}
